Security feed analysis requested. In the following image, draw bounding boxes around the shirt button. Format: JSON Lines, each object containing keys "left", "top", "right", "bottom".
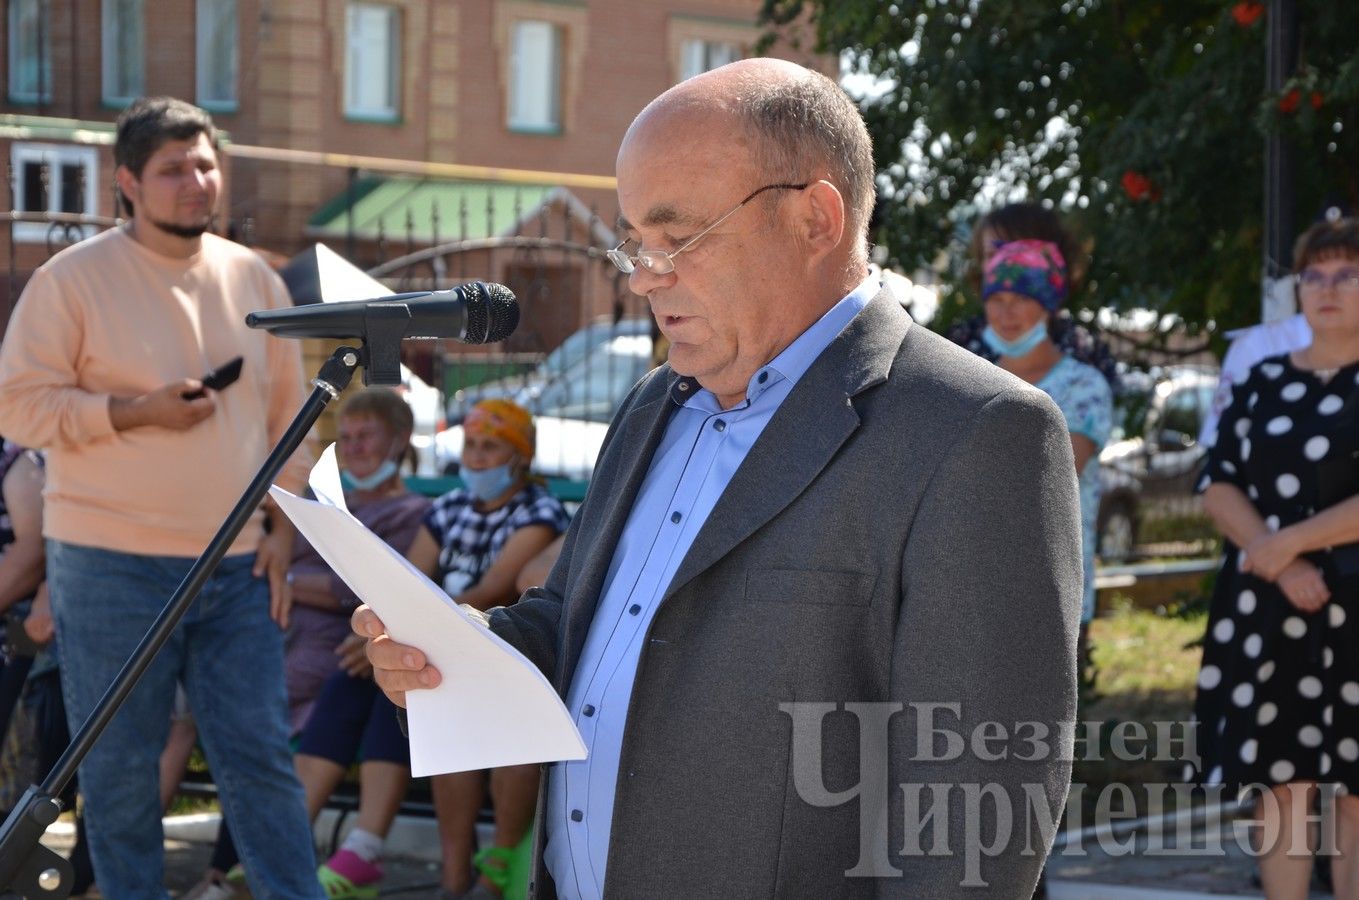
{"left": 757, "top": 371, "right": 769, "bottom": 384}
{"left": 629, "top": 604, "right": 641, "bottom": 615}
{"left": 714, "top": 419, "right": 726, "bottom": 432}
{"left": 671, "top": 511, "right": 681, "bottom": 523}
{"left": 583, "top": 704, "right": 595, "bottom": 717}
{"left": 571, "top": 809, "right": 583, "bottom": 822}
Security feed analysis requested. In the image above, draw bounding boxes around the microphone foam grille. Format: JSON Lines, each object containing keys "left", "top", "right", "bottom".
{"left": 479, "top": 283, "right": 520, "bottom": 344}
{"left": 463, "top": 283, "right": 489, "bottom": 342}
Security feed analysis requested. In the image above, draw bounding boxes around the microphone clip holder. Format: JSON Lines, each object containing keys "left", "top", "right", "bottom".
{"left": 357, "top": 304, "right": 414, "bottom": 386}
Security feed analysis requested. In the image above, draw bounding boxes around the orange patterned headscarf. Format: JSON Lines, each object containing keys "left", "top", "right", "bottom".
{"left": 464, "top": 399, "right": 535, "bottom": 460}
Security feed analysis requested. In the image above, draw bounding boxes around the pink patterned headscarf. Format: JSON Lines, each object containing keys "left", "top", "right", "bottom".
{"left": 982, "top": 240, "right": 1069, "bottom": 312}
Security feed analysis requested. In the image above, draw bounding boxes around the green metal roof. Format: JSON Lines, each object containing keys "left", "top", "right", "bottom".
{"left": 306, "top": 176, "right": 557, "bottom": 242}
{"left": 0, "top": 113, "right": 233, "bottom": 144}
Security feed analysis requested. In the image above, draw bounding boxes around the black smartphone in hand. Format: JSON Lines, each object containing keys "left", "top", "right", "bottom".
{"left": 2, "top": 609, "right": 40, "bottom": 660}
{"left": 183, "top": 355, "right": 244, "bottom": 400}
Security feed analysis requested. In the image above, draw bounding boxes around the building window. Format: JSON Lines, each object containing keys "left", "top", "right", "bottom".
{"left": 679, "top": 38, "right": 740, "bottom": 81}
{"left": 667, "top": 18, "right": 753, "bottom": 87}
{"left": 10, "top": 144, "right": 100, "bottom": 243}
{"left": 196, "top": 0, "right": 238, "bottom": 110}
{"left": 8, "top": 0, "right": 53, "bottom": 103}
{"left": 507, "top": 20, "right": 561, "bottom": 133}
{"left": 344, "top": 3, "right": 401, "bottom": 121}
{"left": 102, "top": 0, "right": 145, "bottom": 105}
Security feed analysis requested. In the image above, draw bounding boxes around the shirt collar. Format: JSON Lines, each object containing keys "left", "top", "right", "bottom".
{"left": 667, "top": 275, "right": 878, "bottom": 408}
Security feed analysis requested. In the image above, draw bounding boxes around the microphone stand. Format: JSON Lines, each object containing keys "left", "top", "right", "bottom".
{"left": 0, "top": 345, "right": 368, "bottom": 898}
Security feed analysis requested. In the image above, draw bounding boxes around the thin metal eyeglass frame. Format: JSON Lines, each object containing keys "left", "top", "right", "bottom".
{"left": 1296, "top": 268, "right": 1359, "bottom": 297}
{"left": 606, "top": 182, "right": 810, "bottom": 275}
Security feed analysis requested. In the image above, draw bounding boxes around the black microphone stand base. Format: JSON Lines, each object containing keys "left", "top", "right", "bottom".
{"left": 0, "top": 789, "right": 70, "bottom": 899}
{"left": 0, "top": 345, "right": 368, "bottom": 897}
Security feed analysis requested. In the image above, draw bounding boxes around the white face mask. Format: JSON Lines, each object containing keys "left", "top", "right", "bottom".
{"left": 339, "top": 430, "right": 406, "bottom": 492}
{"left": 461, "top": 462, "right": 517, "bottom": 502}
{"left": 340, "top": 458, "right": 399, "bottom": 491}
{"left": 982, "top": 320, "right": 1049, "bottom": 358}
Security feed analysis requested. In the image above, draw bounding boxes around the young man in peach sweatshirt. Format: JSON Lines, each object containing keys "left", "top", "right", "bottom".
{"left": 0, "top": 97, "right": 324, "bottom": 899}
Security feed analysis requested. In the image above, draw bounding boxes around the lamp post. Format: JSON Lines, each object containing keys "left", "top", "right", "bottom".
{"left": 1262, "top": 0, "right": 1297, "bottom": 323}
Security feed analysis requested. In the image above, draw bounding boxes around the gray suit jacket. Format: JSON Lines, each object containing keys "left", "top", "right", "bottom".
{"left": 491, "top": 288, "right": 1082, "bottom": 898}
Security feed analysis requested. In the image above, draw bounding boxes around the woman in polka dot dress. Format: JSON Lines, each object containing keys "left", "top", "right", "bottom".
{"left": 1193, "top": 217, "right": 1359, "bottom": 897}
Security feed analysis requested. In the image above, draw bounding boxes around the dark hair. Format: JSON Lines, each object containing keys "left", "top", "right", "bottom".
{"left": 114, "top": 97, "right": 218, "bottom": 215}
{"left": 1293, "top": 217, "right": 1359, "bottom": 270}
{"left": 735, "top": 70, "right": 875, "bottom": 263}
{"left": 968, "top": 203, "right": 1085, "bottom": 296}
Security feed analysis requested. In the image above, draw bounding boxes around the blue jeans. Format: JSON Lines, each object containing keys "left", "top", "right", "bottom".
{"left": 47, "top": 541, "right": 324, "bottom": 899}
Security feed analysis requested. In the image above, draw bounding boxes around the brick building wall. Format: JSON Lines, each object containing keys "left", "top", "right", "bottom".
{"left": 2, "top": 0, "right": 830, "bottom": 311}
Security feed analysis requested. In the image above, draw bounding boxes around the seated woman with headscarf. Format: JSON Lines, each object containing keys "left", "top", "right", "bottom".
{"left": 309, "top": 399, "right": 567, "bottom": 900}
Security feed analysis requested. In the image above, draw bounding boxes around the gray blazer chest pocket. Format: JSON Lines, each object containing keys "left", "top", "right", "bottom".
{"left": 744, "top": 568, "right": 875, "bottom": 607}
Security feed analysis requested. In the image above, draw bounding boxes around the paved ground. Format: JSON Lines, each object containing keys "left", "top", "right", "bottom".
{"left": 31, "top": 809, "right": 1339, "bottom": 899}
{"left": 1046, "top": 809, "right": 1335, "bottom": 899}
{"left": 38, "top": 819, "right": 449, "bottom": 898}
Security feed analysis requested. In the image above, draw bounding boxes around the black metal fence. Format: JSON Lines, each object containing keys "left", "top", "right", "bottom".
{"left": 1, "top": 158, "right": 1223, "bottom": 549}
{"left": 5, "top": 156, "right": 119, "bottom": 313}
{"left": 3, "top": 156, "right": 655, "bottom": 480}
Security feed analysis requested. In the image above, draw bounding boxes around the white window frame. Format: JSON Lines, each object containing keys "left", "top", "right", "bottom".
{"left": 679, "top": 38, "right": 740, "bottom": 82}
{"left": 195, "top": 0, "right": 238, "bottom": 111}
{"left": 344, "top": 2, "right": 401, "bottom": 122}
{"left": 507, "top": 19, "right": 562, "bottom": 133}
{"left": 8, "top": 0, "right": 53, "bottom": 104}
{"left": 102, "top": 0, "right": 145, "bottom": 106}
{"left": 9, "top": 143, "right": 100, "bottom": 243}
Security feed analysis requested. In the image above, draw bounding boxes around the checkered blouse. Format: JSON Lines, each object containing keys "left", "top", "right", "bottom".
{"left": 423, "top": 482, "right": 569, "bottom": 597}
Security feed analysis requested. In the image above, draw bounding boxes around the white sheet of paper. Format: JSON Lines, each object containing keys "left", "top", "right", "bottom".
{"left": 270, "top": 454, "right": 585, "bottom": 776}
{"left": 309, "top": 443, "right": 347, "bottom": 510}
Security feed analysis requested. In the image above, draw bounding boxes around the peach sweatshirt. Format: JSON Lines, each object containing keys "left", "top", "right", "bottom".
{"left": 0, "top": 227, "right": 312, "bottom": 557}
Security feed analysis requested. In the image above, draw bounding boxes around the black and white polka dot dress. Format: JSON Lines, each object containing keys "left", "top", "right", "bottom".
{"left": 1191, "top": 353, "right": 1359, "bottom": 793}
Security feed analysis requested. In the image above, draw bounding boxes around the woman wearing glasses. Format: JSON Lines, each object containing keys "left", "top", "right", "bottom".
{"left": 1192, "top": 217, "right": 1359, "bottom": 898}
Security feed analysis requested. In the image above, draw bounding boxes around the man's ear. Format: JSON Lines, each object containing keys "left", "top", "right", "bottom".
{"left": 114, "top": 166, "right": 139, "bottom": 213}
{"left": 797, "top": 179, "right": 846, "bottom": 263}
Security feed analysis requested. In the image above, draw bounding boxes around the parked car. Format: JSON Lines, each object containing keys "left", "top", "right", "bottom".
{"left": 446, "top": 316, "right": 653, "bottom": 421}
{"left": 435, "top": 332, "right": 654, "bottom": 479}
{"left": 1096, "top": 365, "right": 1220, "bottom": 562}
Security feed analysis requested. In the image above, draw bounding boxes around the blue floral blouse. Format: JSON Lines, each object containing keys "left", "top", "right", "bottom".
{"left": 1037, "top": 355, "right": 1114, "bottom": 622}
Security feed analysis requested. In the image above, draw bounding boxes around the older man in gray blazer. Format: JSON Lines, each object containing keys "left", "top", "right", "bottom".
{"left": 359, "top": 58, "right": 1081, "bottom": 899}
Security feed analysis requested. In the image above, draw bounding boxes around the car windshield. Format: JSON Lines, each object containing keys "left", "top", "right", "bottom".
{"left": 1106, "top": 369, "right": 1217, "bottom": 444}
{"left": 1158, "top": 383, "right": 1215, "bottom": 443}
{"left": 536, "top": 318, "right": 649, "bottom": 381}
{"left": 532, "top": 335, "right": 653, "bottom": 422}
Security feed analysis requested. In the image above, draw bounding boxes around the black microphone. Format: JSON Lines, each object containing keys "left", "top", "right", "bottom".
{"left": 245, "top": 281, "right": 519, "bottom": 345}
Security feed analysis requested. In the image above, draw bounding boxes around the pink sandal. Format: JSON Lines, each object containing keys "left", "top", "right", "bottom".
{"left": 316, "top": 849, "right": 383, "bottom": 899}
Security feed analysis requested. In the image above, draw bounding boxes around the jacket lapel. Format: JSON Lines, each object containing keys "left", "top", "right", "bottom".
{"left": 661, "top": 289, "right": 912, "bottom": 604}
{"left": 558, "top": 375, "right": 677, "bottom": 688}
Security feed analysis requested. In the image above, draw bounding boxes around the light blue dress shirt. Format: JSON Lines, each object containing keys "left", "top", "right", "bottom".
{"left": 544, "top": 278, "right": 876, "bottom": 899}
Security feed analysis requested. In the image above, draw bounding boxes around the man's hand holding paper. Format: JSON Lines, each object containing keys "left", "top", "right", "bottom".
{"left": 353, "top": 604, "right": 442, "bottom": 704}
{"left": 269, "top": 447, "right": 585, "bottom": 777}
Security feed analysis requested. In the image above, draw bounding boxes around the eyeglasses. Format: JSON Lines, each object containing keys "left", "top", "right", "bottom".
{"left": 606, "top": 182, "right": 809, "bottom": 276}
{"left": 1297, "top": 267, "right": 1359, "bottom": 298}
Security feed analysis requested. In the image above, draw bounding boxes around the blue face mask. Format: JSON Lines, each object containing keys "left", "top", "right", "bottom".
{"left": 340, "top": 459, "right": 399, "bottom": 492}
{"left": 982, "top": 320, "right": 1049, "bottom": 358}
{"left": 462, "top": 462, "right": 517, "bottom": 502}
